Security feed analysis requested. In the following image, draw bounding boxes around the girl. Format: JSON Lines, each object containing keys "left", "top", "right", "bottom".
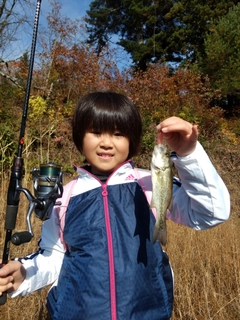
{"left": 0, "top": 92, "right": 230, "bottom": 320}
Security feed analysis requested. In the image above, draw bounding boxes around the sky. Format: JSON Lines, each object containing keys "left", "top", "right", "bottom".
{"left": 39, "top": 0, "right": 92, "bottom": 23}
{"left": 3, "top": 0, "right": 131, "bottom": 71}
{"left": 50, "top": 0, "right": 92, "bottom": 19}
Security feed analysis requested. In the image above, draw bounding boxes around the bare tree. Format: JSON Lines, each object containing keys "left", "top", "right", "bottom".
{"left": 0, "top": 0, "right": 35, "bottom": 54}
{"left": 0, "top": 0, "right": 36, "bottom": 89}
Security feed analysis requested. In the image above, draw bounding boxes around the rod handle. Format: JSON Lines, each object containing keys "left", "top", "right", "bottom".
{"left": 0, "top": 264, "right": 7, "bottom": 305}
{"left": 0, "top": 292, "right": 7, "bottom": 306}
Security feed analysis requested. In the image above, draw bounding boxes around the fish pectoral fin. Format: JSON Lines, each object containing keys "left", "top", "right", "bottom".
{"left": 152, "top": 226, "right": 167, "bottom": 246}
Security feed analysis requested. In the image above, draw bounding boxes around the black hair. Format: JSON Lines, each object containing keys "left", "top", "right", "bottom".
{"left": 72, "top": 92, "right": 142, "bottom": 159}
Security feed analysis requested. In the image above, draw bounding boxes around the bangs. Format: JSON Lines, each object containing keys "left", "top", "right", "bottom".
{"left": 88, "top": 106, "right": 130, "bottom": 135}
{"left": 82, "top": 92, "right": 134, "bottom": 136}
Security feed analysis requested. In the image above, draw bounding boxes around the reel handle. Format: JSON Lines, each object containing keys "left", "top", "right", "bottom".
{"left": 11, "top": 232, "right": 33, "bottom": 246}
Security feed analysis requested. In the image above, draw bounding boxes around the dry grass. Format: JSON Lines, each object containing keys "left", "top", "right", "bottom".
{"left": 167, "top": 219, "right": 240, "bottom": 319}
{"left": 0, "top": 147, "right": 239, "bottom": 320}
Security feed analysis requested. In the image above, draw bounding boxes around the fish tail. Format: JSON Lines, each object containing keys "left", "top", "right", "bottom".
{"left": 152, "top": 226, "right": 167, "bottom": 246}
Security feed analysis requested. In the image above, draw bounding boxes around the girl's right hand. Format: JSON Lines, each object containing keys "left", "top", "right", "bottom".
{"left": 0, "top": 260, "right": 26, "bottom": 294}
{"left": 156, "top": 116, "right": 198, "bottom": 156}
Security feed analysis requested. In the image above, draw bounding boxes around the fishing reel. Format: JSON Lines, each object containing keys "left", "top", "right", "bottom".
{"left": 11, "top": 162, "right": 63, "bottom": 246}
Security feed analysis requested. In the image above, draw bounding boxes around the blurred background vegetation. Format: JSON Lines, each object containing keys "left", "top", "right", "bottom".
{"left": 0, "top": 0, "right": 240, "bottom": 174}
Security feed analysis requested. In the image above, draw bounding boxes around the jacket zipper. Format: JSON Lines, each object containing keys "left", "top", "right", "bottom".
{"left": 102, "top": 184, "right": 117, "bottom": 320}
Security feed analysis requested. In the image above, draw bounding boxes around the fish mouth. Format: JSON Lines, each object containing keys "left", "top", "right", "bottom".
{"left": 155, "top": 144, "right": 168, "bottom": 153}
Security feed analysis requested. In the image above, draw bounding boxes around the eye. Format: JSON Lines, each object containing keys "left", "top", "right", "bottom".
{"left": 91, "top": 130, "right": 101, "bottom": 136}
{"left": 114, "top": 131, "right": 124, "bottom": 137}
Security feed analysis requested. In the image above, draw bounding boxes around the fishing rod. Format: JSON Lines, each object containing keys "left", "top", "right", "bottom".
{"left": 0, "top": 0, "right": 63, "bottom": 305}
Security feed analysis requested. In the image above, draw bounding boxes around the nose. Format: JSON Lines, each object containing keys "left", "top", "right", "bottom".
{"left": 100, "top": 134, "right": 113, "bottom": 148}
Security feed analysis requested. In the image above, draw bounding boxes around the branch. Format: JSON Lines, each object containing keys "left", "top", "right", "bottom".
{"left": 0, "top": 58, "right": 53, "bottom": 94}
{"left": 0, "top": 70, "right": 24, "bottom": 89}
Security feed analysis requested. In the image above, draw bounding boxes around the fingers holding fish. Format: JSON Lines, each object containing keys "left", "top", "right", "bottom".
{"left": 156, "top": 116, "right": 198, "bottom": 157}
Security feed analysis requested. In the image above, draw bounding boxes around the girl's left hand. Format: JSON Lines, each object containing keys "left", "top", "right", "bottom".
{"left": 156, "top": 116, "right": 199, "bottom": 157}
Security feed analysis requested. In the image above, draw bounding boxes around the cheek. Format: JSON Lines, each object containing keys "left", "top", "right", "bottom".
{"left": 83, "top": 144, "right": 94, "bottom": 156}
{"left": 82, "top": 142, "right": 93, "bottom": 158}
{"left": 122, "top": 140, "right": 130, "bottom": 158}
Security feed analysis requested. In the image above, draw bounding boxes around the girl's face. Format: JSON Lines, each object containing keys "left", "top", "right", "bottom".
{"left": 82, "top": 130, "right": 130, "bottom": 175}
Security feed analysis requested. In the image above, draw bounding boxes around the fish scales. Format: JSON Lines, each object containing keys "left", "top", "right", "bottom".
{"left": 151, "top": 144, "right": 172, "bottom": 246}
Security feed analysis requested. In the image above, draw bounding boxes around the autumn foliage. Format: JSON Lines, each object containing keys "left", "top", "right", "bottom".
{"left": 0, "top": 37, "right": 236, "bottom": 172}
{"left": 2, "top": 0, "right": 236, "bottom": 172}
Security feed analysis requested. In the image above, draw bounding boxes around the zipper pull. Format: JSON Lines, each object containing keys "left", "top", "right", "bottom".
{"left": 102, "top": 184, "right": 108, "bottom": 197}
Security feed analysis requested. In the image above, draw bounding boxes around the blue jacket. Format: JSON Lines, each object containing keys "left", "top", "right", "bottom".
{"left": 47, "top": 162, "right": 173, "bottom": 320}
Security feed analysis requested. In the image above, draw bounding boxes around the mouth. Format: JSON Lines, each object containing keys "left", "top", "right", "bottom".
{"left": 98, "top": 153, "right": 113, "bottom": 158}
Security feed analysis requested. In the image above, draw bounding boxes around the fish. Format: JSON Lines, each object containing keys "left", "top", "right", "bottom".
{"left": 151, "top": 144, "right": 172, "bottom": 246}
